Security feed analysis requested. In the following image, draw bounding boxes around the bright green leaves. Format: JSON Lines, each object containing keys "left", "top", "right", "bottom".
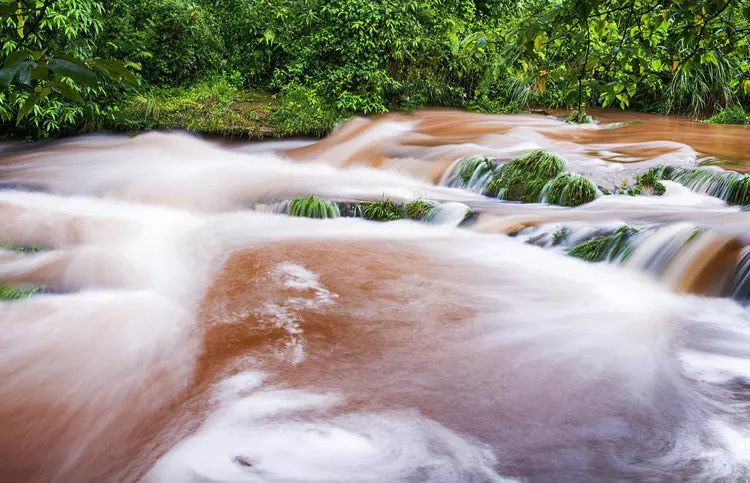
{"left": 508, "top": 0, "right": 750, "bottom": 116}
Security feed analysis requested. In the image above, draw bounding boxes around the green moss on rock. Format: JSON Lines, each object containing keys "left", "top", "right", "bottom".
{"left": 541, "top": 172, "right": 599, "bottom": 207}
{"left": 487, "top": 150, "right": 566, "bottom": 202}
{"left": 566, "top": 226, "right": 637, "bottom": 262}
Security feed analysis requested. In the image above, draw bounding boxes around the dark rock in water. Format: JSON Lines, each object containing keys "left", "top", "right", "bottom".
{"left": 233, "top": 456, "right": 253, "bottom": 468}
{"left": 0, "top": 182, "right": 46, "bottom": 192}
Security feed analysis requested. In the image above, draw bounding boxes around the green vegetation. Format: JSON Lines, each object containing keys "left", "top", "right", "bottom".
{"left": 405, "top": 200, "right": 437, "bottom": 221}
{"left": 288, "top": 195, "right": 341, "bottom": 219}
{"left": 567, "top": 226, "right": 637, "bottom": 262}
{"left": 2, "top": 0, "right": 749, "bottom": 139}
{"left": 541, "top": 172, "right": 598, "bottom": 207}
{"left": 107, "top": 79, "right": 280, "bottom": 137}
{"left": 1, "top": 242, "right": 43, "bottom": 253}
{"left": 565, "top": 109, "right": 594, "bottom": 125}
{"left": 0, "top": 285, "right": 41, "bottom": 301}
{"left": 707, "top": 106, "right": 750, "bottom": 125}
{"left": 486, "top": 150, "right": 565, "bottom": 202}
{"left": 624, "top": 168, "right": 668, "bottom": 196}
{"left": 359, "top": 199, "right": 405, "bottom": 222}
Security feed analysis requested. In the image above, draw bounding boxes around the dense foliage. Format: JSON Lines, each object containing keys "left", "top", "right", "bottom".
{"left": 2, "top": 0, "right": 749, "bottom": 138}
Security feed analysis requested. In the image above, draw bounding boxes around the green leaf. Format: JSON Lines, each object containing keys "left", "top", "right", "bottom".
{"left": 30, "top": 63, "right": 49, "bottom": 81}
{"left": 3, "top": 49, "right": 34, "bottom": 68}
{"left": 0, "top": 60, "right": 35, "bottom": 87}
{"left": 16, "top": 88, "right": 50, "bottom": 123}
{"left": 49, "top": 81, "right": 84, "bottom": 103}
{"left": 87, "top": 58, "right": 136, "bottom": 84}
{"left": 48, "top": 58, "right": 97, "bottom": 87}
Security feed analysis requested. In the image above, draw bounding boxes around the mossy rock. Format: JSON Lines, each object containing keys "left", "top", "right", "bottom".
{"left": 487, "top": 150, "right": 566, "bottom": 202}
{"left": 567, "top": 226, "right": 637, "bottom": 262}
{"left": 289, "top": 195, "right": 340, "bottom": 219}
{"left": 542, "top": 172, "right": 599, "bottom": 207}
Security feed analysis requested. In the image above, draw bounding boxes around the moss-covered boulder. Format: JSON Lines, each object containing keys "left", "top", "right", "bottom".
{"left": 541, "top": 172, "right": 599, "bottom": 207}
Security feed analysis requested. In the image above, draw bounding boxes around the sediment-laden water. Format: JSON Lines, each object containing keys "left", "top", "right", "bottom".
{"left": 1, "top": 110, "right": 750, "bottom": 482}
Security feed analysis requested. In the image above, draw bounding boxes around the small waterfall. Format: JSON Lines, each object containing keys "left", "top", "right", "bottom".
{"left": 441, "top": 156, "right": 498, "bottom": 194}
{"left": 623, "top": 224, "right": 741, "bottom": 296}
{"left": 525, "top": 222, "right": 745, "bottom": 297}
{"left": 731, "top": 247, "right": 750, "bottom": 301}
{"left": 424, "top": 202, "right": 473, "bottom": 226}
{"left": 671, "top": 167, "right": 750, "bottom": 205}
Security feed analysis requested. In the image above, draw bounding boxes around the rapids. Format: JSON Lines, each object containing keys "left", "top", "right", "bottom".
{"left": 1, "top": 109, "right": 750, "bottom": 482}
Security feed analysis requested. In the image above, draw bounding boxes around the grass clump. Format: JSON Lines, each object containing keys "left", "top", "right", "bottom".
{"left": 486, "top": 150, "right": 566, "bottom": 202}
{"left": 359, "top": 199, "right": 405, "bottom": 221}
{"left": 289, "top": 195, "right": 340, "bottom": 219}
{"left": 0, "top": 285, "right": 41, "bottom": 301}
{"left": 706, "top": 106, "right": 750, "bottom": 125}
{"left": 626, "top": 167, "right": 667, "bottom": 196}
{"left": 541, "top": 172, "right": 599, "bottom": 207}
{"left": 107, "top": 78, "right": 281, "bottom": 137}
{"left": 1, "top": 242, "right": 43, "bottom": 253}
{"left": 567, "top": 226, "right": 637, "bottom": 262}
{"left": 405, "top": 200, "right": 436, "bottom": 221}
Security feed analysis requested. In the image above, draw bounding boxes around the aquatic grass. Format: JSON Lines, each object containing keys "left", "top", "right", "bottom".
{"left": 567, "top": 226, "right": 637, "bottom": 263}
{"left": 671, "top": 168, "right": 750, "bottom": 205}
{"left": 288, "top": 195, "right": 340, "bottom": 219}
{"left": 541, "top": 172, "right": 598, "bottom": 207}
{"left": 0, "top": 285, "right": 41, "bottom": 301}
{"left": 487, "top": 150, "right": 566, "bottom": 202}
{"left": 360, "top": 199, "right": 404, "bottom": 221}
{"left": 405, "top": 200, "right": 436, "bottom": 221}
{"left": 1, "top": 242, "right": 43, "bottom": 253}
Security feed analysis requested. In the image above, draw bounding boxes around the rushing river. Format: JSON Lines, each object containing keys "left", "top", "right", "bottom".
{"left": 1, "top": 109, "right": 750, "bottom": 482}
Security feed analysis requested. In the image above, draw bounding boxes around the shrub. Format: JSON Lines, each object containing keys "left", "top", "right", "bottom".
{"left": 289, "top": 195, "right": 340, "bottom": 219}
{"left": 98, "top": 0, "right": 224, "bottom": 86}
{"left": 271, "top": 84, "right": 343, "bottom": 137}
{"left": 706, "top": 106, "right": 750, "bottom": 125}
{"left": 541, "top": 172, "right": 598, "bottom": 206}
